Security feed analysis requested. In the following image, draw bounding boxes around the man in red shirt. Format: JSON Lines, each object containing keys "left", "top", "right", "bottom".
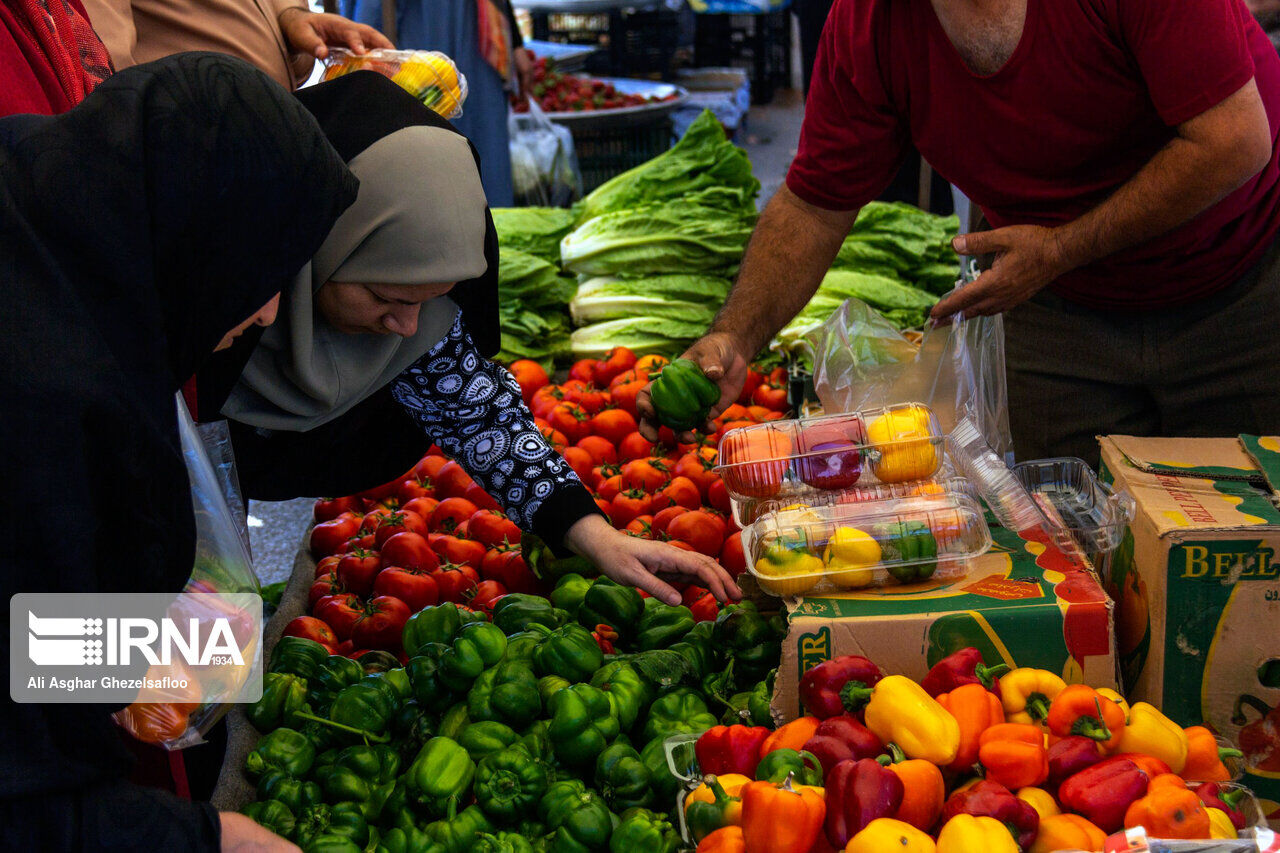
{"left": 645, "top": 0, "right": 1280, "bottom": 463}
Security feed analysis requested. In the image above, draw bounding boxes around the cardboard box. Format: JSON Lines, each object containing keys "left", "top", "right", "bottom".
{"left": 777, "top": 522, "right": 1118, "bottom": 720}
{"left": 1099, "top": 435, "right": 1280, "bottom": 823}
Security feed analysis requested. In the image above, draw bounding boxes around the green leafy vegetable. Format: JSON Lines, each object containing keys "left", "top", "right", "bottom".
{"left": 491, "top": 207, "right": 578, "bottom": 263}
{"left": 570, "top": 316, "right": 712, "bottom": 360}
{"left": 561, "top": 202, "right": 755, "bottom": 278}
{"left": 568, "top": 275, "right": 729, "bottom": 326}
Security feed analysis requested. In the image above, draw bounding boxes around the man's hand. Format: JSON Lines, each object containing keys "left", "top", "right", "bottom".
{"left": 278, "top": 8, "right": 394, "bottom": 60}
{"left": 636, "top": 331, "right": 749, "bottom": 443}
{"left": 220, "top": 812, "right": 300, "bottom": 853}
{"left": 930, "top": 225, "right": 1071, "bottom": 320}
{"left": 563, "top": 514, "right": 743, "bottom": 605}
{"left": 513, "top": 47, "right": 536, "bottom": 99}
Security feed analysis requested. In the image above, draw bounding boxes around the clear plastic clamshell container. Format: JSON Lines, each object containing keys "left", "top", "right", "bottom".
{"left": 321, "top": 48, "right": 469, "bottom": 119}
{"left": 742, "top": 494, "right": 992, "bottom": 598}
{"left": 733, "top": 474, "right": 976, "bottom": 528}
{"left": 716, "top": 403, "right": 947, "bottom": 525}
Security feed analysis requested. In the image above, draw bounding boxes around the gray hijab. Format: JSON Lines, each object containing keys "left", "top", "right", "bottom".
{"left": 223, "top": 124, "right": 488, "bottom": 431}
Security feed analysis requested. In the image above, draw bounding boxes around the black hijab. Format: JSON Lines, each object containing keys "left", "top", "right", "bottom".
{"left": 0, "top": 53, "right": 356, "bottom": 846}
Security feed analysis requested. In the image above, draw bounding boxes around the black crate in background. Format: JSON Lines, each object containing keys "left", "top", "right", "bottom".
{"left": 531, "top": 7, "right": 695, "bottom": 79}
{"left": 572, "top": 119, "right": 675, "bottom": 192}
{"left": 693, "top": 9, "right": 790, "bottom": 104}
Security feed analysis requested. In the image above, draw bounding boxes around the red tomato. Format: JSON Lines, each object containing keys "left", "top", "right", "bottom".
{"left": 744, "top": 405, "right": 775, "bottom": 422}
{"left": 548, "top": 402, "right": 590, "bottom": 444}
{"left": 635, "top": 354, "right": 669, "bottom": 374}
{"left": 576, "top": 435, "right": 618, "bottom": 466}
{"left": 379, "top": 531, "right": 439, "bottom": 571}
{"left": 718, "top": 532, "right": 746, "bottom": 577}
{"left": 737, "top": 368, "right": 765, "bottom": 405}
{"left": 315, "top": 593, "right": 363, "bottom": 641}
{"left": 625, "top": 514, "right": 655, "bottom": 539}
{"left": 597, "top": 474, "right": 623, "bottom": 502}
{"left": 469, "top": 510, "right": 521, "bottom": 548}
{"left": 752, "top": 381, "right": 788, "bottom": 411}
{"left": 718, "top": 404, "right": 750, "bottom": 424}
{"left": 590, "top": 408, "right": 638, "bottom": 445}
{"left": 283, "top": 616, "right": 338, "bottom": 651}
{"left": 569, "top": 359, "right": 599, "bottom": 384}
{"left": 472, "top": 580, "right": 507, "bottom": 611}
{"left": 539, "top": 424, "right": 568, "bottom": 447}
{"left": 309, "top": 512, "right": 362, "bottom": 558}
{"left": 667, "top": 510, "right": 725, "bottom": 557}
{"left": 434, "top": 565, "right": 478, "bottom": 603}
{"left": 373, "top": 566, "right": 439, "bottom": 613}
{"left": 665, "top": 539, "right": 697, "bottom": 552}
{"left": 463, "top": 482, "right": 501, "bottom": 512}
{"left": 351, "top": 595, "right": 411, "bottom": 651}
{"left": 432, "top": 534, "right": 487, "bottom": 570}
{"left": 672, "top": 448, "right": 719, "bottom": 499}
{"left": 594, "top": 497, "right": 612, "bottom": 519}
{"left": 336, "top": 548, "right": 382, "bottom": 597}
{"left": 372, "top": 510, "right": 429, "bottom": 548}
{"left": 314, "top": 555, "right": 342, "bottom": 579}
{"left": 561, "top": 446, "right": 595, "bottom": 482}
{"left": 314, "top": 496, "right": 362, "bottom": 523}
{"left": 652, "top": 505, "right": 688, "bottom": 537}
{"left": 397, "top": 475, "right": 435, "bottom": 504}
{"left": 608, "top": 490, "right": 649, "bottom": 530}
{"left": 349, "top": 532, "right": 377, "bottom": 552}
{"left": 618, "top": 431, "right": 655, "bottom": 462}
{"left": 621, "top": 458, "right": 671, "bottom": 492}
{"left": 508, "top": 359, "right": 550, "bottom": 404}
{"left": 434, "top": 460, "right": 474, "bottom": 499}
{"left": 594, "top": 346, "right": 637, "bottom": 387}
{"left": 609, "top": 379, "right": 646, "bottom": 419}
{"left": 359, "top": 507, "right": 394, "bottom": 534}
{"left": 687, "top": 590, "right": 720, "bottom": 622}
{"left": 608, "top": 368, "right": 644, "bottom": 392}
{"left": 430, "top": 497, "right": 480, "bottom": 533}
{"left": 587, "top": 462, "right": 620, "bottom": 492}
{"left": 413, "top": 453, "right": 449, "bottom": 482}
{"left": 309, "top": 573, "right": 346, "bottom": 609}
{"left": 402, "top": 496, "right": 440, "bottom": 520}
{"left": 656, "top": 476, "right": 701, "bottom": 511}
{"left": 481, "top": 544, "right": 537, "bottom": 594}
{"left": 706, "top": 478, "right": 732, "bottom": 514}
{"left": 574, "top": 386, "right": 608, "bottom": 415}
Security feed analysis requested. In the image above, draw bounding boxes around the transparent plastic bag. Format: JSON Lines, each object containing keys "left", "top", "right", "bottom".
{"left": 113, "top": 395, "right": 262, "bottom": 750}
{"left": 508, "top": 97, "right": 582, "bottom": 207}
{"left": 321, "top": 48, "right": 468, "bottom": 119}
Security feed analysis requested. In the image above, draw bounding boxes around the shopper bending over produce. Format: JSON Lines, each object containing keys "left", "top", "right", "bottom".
{"left": 0, "top": 54, "right": 355, "bottom": 851}
{"left": 642, "top": 0, "right": 1280, "bottom": 464}
{"left": 204, "top": 73, "right": 740, "bottom": 605}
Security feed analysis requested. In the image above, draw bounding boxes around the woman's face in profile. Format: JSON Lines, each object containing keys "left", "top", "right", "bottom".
{"left": 316, "top": 281, "right": 456, "bottom": 337}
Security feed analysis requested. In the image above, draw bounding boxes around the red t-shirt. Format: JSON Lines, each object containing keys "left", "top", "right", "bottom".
{"left": 787, "top": 0, "right": 1280, "bottom": 309}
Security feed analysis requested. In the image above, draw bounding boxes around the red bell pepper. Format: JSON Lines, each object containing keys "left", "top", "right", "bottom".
{"left": 1193, "top": 781, "right": 1247, "bottom": 830}
{"left": 799, "top": 655, "right": 884, "bottom": 719}
{"left": 1046, "top": 735, "right": 1103, "bottom": 788}
{"left": 824, "top": 757, "right": 904, "bottom": 849}
{"left": 920, "top": 647, "right": 1007, "bottom": 698}
{"left": 1057, "top": 756, "right": 1150, "bottom": 833}
{"left": 941, "top": 779, "right": 1039, "bottom": 850}
{"left": 695, "top": 725, "right": 772, "bottom": 778}
{"left": 802, "top": 714, "right": 884, "bottom": 779}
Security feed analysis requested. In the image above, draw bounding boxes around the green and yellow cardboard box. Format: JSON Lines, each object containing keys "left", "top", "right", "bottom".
{"left": 1100, "top": 434, "right": 1280, "bottom": 823}
{"left": 777, "top": 521, "right": 1119, "bottom": 718}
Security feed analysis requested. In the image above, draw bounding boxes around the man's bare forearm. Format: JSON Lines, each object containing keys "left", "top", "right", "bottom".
{"left": 711, "top": 184, "right": 859, "bottom": 358}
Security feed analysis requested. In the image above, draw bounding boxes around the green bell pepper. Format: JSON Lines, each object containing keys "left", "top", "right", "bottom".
{"left": 302, "top": 837, "right": 363, "bottom": 853}
{"left": 249, "top": 672, "right": 308, "bottom": 732}
{"left": 635, "top": 601, "right": 694, "bottom": 651}
{"left": 403, "top": 603, "right": 466, "bottom": 658}
{"left": 748, "top": 671, "right": 774, "bottom": 726}
{"left": 754, "top": 748, "right": 823, "bottom": 785}
{"left": 438, "top": 702, "right": 471, "bottom": 741}
{"left": 376, "top": 825, "right": 439, "bottom": 853}
{"left": 468, "top": 660, "right": 541, "bottom": 729}
{"left": 406, "top": 736, "right": 476, "bottom": 819}
{"left": 516, "top": 819, "right": 547, "bottom": 840}
{"left": 548, "top": 684, "right": 620, "bottom": 767}
{"left": 577, "top": 578, "right": 643, "bottom": 641}
{"left": 471, "top": 831, "right": 536, "bottom": 853}
{"left": 406, "top": 644, "right": 457, "bottom": 713}
{"left": 640, "top": 689, "right": 716, "bottom": 743}
{"left": 537, "top": 675, "right": 572, "bottom": 706}
{"left": 638, "top": 737, "right": 680, "bottom": 804}
{"left": 390, "top": 699, "right": 437, "bottom": 762}
{"left": 315, "top": 744, "right": 400, "bottom": 820}
{"left": 648, "top": 358, "right": 719, "bottom": 432}
{"left": 873, "top": 519, "right": 938, "bottom": 582}
{"left": 424, "top": 804, "right": 493, "bottom": 853}
{"left": 594, "top": 741, "right": 653, "bottom": 812}
{"left": 539, "top": 780, "right": 613, "bottom": 852}
{"left": 459, "top": 721, "right": 520, "bottom": 763}
{"left": 608, "top": 808, "right": 678, "bottom": 853}
{"left": 519, "top": 721, "right": 556, "bottom": 766}
{"left": 257, "top": 769, "right": 323, "bottom": 815}
{"left": 378, "top": 780, "right": 421, "bottom": 837}
{"left": 308, "top": 655, "right": 366, "bottom": 708}
{"left": 324, "top": 680, "right": 397, "bottom": 741}
{"left": 713, "top": 601, "right": 781, "bottom": 690}
{"left": 242, "top": 799, "right": 296, "bottom": 838}
{"left": 588, "top": 662, "right": 652, "bottom": 732}
{"left": 548, "top": 574, "right": 592, "bottom": 619}
{"left": 504, "top": 623, "right": 554, "bottom": 664}
{"left": 667, "top": 623, "right": 717, "bottom": 685}
{"left": 269, "top": 636, "right": 330, "bottom": 681}
{"left": 246, "top": 727, "right": 316, "bottom": 778}
{"left": 533, "top": 625, "right": 603, "bottom": 684}
{"left": 440, "top": 622, "right": 508, "bottom": 692}
{"left": 492, "top": 595, "right": 567, "bottom": 635}
{"left": 685, "top": 776, "right": 736, "bottom": 842}
{"left": 293, "top": 802, "right": 369, "bottom": 849}
{"left": 474, "top": 746, "right": 551, "bottom": 823}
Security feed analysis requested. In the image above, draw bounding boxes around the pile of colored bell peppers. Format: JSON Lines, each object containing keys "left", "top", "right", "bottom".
{"left": 240, "top": 594, "right": 784, "bottom": 853}
{"left": 688, "top": 648, "right": 1252, "bottom": 853}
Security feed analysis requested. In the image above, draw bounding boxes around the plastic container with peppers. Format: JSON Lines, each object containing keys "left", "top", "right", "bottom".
{"left": 321, "top": 48, "right": 468, "bottom": 119}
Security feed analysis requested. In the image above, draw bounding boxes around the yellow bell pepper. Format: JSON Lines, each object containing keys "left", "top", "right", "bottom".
{"left": 1115, "top": 702, "right": 1189, "bottom": 774}
{"left": 937, "top": 814, "right": 1020, "bottom": 853}
{"left": 1000, "top": 668, "right": 1066, "bottom": 726}
{"left": 1098, "top": 687, "right": 1130, "bottom": 723}
{"left": 822, "top": 526, "right": 881, "bottom": 589}
{"left": 687, "top": 774, "right": 751, "bottom": 807}
{"left": 753, "top": 532, "right": 822, "bottom": 597}
{"left": 1029, "top": 814, "right": 1106, "bottom": 853}
{"left": 1016, "top": 787, "right": 1061, "bottom": 820}
{"left": 864, "top": 675, "right": 960, "bottom": 765}
{"left": 866, "top": 404, "right": 940, "bottom": 484}
{"left": 1206, "top": 807, "right": 1237, "bottom": 840}
{"left": 847, "top": 818, "right": 936, "bottom": 853}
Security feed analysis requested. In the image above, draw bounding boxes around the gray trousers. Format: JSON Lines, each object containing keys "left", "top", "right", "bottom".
{"left": 1004, "top": 237, "right": 1280, "bottom": 468}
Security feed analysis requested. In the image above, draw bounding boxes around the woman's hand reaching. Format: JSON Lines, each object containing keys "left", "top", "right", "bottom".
{"left": 563, "top": 514, "right": 743, "bottom": 606}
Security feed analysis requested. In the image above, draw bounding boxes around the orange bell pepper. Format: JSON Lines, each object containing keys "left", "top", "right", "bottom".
{"left": 740, "top": 778, "right": 826, "bottom": 853}
{"left": 697, "top": 826, "right": 746, "bottom": 853}
{"left": 886, "top": 745, "right": 945, "bottom": 833}
{"left": 760, "top": 716, "right": 821, "bottom": 759}
{"left": 937, "top": 683, "right": 1005, "bottom": 773}
{"left": 1182, "top": 726, "right": 1241, "bottom": 782}
{"left": 1123, "top": 774, "right": 1210, "bottom": 839}
{"left": 1029, "top": 813, "right": 1106, "bottom": 853}
{"left": 1047, "top": 684, "right": 1126, "bottom": 751}
{"left": 1111, "top": 752, "right": 1171, "bottom": 780}
{"left": 977, "top": 723, "right": 1049, "bottom": 790}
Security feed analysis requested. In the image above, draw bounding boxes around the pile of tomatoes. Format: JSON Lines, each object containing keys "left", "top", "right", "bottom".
{"left": 511, "top": 55, "right": 679, "bottom": 114}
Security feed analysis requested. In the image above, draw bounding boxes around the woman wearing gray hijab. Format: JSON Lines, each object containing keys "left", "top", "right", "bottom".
{"left": 206, "top": 72, "right": 741, "bottom": 605}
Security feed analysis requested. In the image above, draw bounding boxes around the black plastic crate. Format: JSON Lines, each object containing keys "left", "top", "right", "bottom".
{"left": 571, "top": 118, "right": 674, "bottom": 192}
{"left": 693, "top": 10, "right": 790, "bottom": 103}
{"left": 531, "top": 7, "right": 694, "bottom": 79}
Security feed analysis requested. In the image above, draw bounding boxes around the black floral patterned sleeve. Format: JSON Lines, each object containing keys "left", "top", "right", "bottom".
{"left": 390, "top": 313, "right": 601, "bottom": 548}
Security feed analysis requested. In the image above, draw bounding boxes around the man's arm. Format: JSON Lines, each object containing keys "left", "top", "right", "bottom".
{"left": 636, "top": 184, "right": 858, "bottom": 440}
{"left": 934, "top": 78, "right": 1273, "bottom": 318}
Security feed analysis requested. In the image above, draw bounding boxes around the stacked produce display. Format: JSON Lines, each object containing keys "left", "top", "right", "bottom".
{"left": 511, "top": 55, "right": 682, "bottom": 114}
